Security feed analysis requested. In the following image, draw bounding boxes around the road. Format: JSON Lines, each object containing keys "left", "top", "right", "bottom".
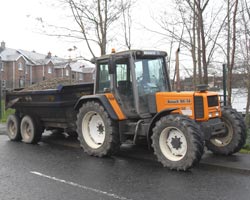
{"left": 0, "top": 134, "right": 250, "bottom": 200}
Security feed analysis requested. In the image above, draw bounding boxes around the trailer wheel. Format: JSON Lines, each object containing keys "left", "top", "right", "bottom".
{"left": 76, "top": 101, "right": 120, "bottom": 157}
{"left": 67, "top": 131, "right": 78, "bottom": 137}
{"left": 206, "top": 107, "right": 246, "bottom": 155}
{"left": 6, "top": 114, "right": 22, "bottom": 141}
{"left": 151, "top": 115, "right": 204, "bottom": 171}
{"left": 20, "top": 115, "right": 43, "bottom": 144}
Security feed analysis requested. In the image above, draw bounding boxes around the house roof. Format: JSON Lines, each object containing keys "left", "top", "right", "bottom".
{"left": 82, "top": 67, "right": 95, "bottom": 73}
{"left": 17, "top": 49, "right": 68, "bottom": 65}
{"left": 54, "top": 62, "right": 69, "bottom": 69}
{"left": 0, "top": 43, "right": 95, "bottom": 74}
{"left": 0, "top": 47, "right": 35, "bottom": 65}
{"left": 70, "top": 61, "right": 95, "bottom": 73}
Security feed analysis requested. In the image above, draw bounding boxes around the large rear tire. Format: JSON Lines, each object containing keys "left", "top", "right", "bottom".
{"left": 206, "top": 107, "right": 246, "bottom": 155}
{"left": 76, "top": 101, "right": 120, "bottom": 157}
{"left": 6, "top": 114, "right": 22, "bottom": 141}
{"left": 151, "top": 115, "right": 204, "bottom": 171}
{"left": 20, "top": 115, "right": 43, "bottom": 144}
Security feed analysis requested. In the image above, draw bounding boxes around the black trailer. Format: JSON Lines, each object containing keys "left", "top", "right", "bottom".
{"left": 5, "top": 83, "right": 94, "bottom": 143}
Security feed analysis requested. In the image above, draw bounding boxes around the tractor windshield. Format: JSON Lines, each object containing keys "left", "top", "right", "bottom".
{"left": 135, "top": 57, "right": 169, "bottom": 96}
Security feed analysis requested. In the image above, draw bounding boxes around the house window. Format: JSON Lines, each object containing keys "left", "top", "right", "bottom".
{"left": 18, "top": 62, "right": 23, "bottom": 70}
{"left": 66, "top": 69, "right": 69, "bottom": 76}
{"left": 0, "top": 62, "right": 4, "bottom": 71}
{"left": 2, "top": 80, "right": 6, "bottom": 88}
{"left": 19, "top": 77, "right": 24, "bottom": 88}
{"left": 25, "top": 65, "right": 28, "bottom": 74}
{"left": 48, "top": 66, "right": 52, "bottom": 74}
{"left": 79, "top": 73, "right": 83, "bottom": 80}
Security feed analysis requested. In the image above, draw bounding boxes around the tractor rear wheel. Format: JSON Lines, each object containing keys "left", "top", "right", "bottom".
{"left": 206, "top": 107, "right": 246, "bottom": 155}
{"left": 151, "top": 114, "right": 204, "bottom": 171}
{"left": 76, "top": 101, "right": 120, "bottom": 157}
{"left": 6, "top": 114, "right": 22, "bottom": 141}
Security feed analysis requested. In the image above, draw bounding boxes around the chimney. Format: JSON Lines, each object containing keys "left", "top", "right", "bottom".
{"left": 0, "top": 41, "right": 5, "bottom": 51}
{"left": 46, "top": 51, "right": 52, "bottom": 59}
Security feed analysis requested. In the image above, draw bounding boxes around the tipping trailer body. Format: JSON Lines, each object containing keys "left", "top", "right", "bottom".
{"left": 6, "top": 83, "right": 94, "bottom": 132}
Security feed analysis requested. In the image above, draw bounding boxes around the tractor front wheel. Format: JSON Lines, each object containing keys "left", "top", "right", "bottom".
{"left": 206, "top": 107, "right": 246, "bottom": 155}
{"left": 151, "top": 114, "right": 204, "bottom": 171}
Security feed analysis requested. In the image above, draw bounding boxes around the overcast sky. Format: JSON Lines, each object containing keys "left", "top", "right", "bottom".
{"left": 0, "top": 0, "right": 170, "bottom": 59}
{"left": 2, "top": 0, "right": 222, "bottom": 78}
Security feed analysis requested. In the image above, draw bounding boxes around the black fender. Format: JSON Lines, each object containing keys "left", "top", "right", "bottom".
{"left": 74, "top": 95, "right": 119, "bottom": 120}
{"left": 146, "top": 108, "right": 178, "bottom": 144}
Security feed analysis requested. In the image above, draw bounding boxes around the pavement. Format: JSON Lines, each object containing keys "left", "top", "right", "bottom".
{"left": 0, "top": 123, "right": 6, "bottom": 135}
{"left": 1, "top": 122, "right": 250, "bottom": 172}
{"left": 118, "top": 144, "right": 250, "bottom": 173}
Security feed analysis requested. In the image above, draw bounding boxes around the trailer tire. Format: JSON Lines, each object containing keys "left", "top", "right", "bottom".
{"left": 6, "top": 114, "right": 22, "bottom": 141}
{"left": 67, "top": 131, "right": 78, "bottom": 137}
{"left": 76, "top": 101, "right": 120, "bottom": 157}
{"left": 20, "top": 115, "right": 43, "bottom": 144}
{"left": 206, "top": 107, "right": 246, "bottom": 155}
{"left": 151, "top": 115, "right": 204, "bottom": 171}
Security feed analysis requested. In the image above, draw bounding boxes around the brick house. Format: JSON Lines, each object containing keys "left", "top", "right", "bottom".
{"left": 70, "top": 62, "right": 95, "bottom": 83}
{"left": 0, "top": 41, "right": 95, "bottom": 90}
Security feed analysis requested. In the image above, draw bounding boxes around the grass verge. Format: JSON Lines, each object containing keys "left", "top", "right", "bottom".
{"left": 0, "top": 100, "right": 15, "bottom": 122}
{"left": 241, "top": 128, "right": 250, "bottom": 153}
{"left": 0, "top": 108, "right": 15, "bottom": 123}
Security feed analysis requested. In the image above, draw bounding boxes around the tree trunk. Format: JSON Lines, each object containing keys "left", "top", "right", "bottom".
{"left": 226, "top": 0, "right": 231, "bottom": 106}
{"left": 200, "top": 13, "right": 208, "bottom": 84}
{"left": 192, "top": 0, "right": 197, "bottom": 89}
{"left": 246, "top": 79, "right": 250, "bottom": 115}
{"left": 175, "top": 48, "right": 181, "bottom": 92}
{"left": 195, "top": 1, "right": 208, "bottom": 85}
{"left": 197, "top": 11, "right": 202, "bottom": 84}
{"left": 227, "top": 0, "right": 238, "bottom": 106}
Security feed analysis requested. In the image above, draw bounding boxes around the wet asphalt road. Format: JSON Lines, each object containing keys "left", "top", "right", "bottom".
{"left": 0, "top": 134, "right": 250, "bottom": 200}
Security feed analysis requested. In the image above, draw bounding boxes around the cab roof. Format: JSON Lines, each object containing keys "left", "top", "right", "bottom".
{"left": 92, "top": 49, "right": 167, "bottom": 63}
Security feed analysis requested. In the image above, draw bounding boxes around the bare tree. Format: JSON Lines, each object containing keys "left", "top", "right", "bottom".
{"left": 68, "top": 0, "right": 132, "bottom": 56}
{"left": 187, "top": 0, "right": 227, "bottom": 85}
{"left": 121, "top": 0, "right": 133, "bottom": 50}
{"left": 239, "top": 0, "right": 250, "bottom": 115}
{"left": 151, "top": 0, "right": 226, "bottom": 88}
{"left": 226, "top": 0, "right": 239, "bottom": 106}
{"left": 192, "top": 0, "right": 197, "bottom": 88}
{"left": 38, "top": 0, "right": 131, "bottom": 58}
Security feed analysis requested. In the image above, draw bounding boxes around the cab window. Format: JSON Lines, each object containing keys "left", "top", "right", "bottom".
{"left": 97, "top": 63, "right": 110, "bottom": 93}
{"left": 115, "top": 58, "right": 135, "bottom": 115}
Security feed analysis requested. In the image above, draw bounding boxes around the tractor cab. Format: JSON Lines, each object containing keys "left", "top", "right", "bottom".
{"left": 95, "top": 50, "right": 170, "bottom": 118}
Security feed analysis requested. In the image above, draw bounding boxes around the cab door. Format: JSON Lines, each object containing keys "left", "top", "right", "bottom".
{"left": 114, "top": 57, "right": 137, "bottom": 117}
{"left": 95, "top": 60, "right": 111, "bottom": 94}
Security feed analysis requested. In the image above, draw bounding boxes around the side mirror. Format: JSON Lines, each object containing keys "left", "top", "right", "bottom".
{"left": 108, "top": 55, "right": 115, "bottom": 74}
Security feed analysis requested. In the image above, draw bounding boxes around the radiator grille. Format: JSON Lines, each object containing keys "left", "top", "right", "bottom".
{"left": 207, "top": 95, "right": 219, "bottom": 107}
{"left": 194, "top": 96, "right": 204, "bottom": 118}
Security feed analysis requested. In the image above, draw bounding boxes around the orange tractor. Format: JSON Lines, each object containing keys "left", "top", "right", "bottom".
{"left": 6, "top": 50, "right": 246, "bottom": 171}
{"left": 74, "top": 50, "right": 246, "bottom": 170}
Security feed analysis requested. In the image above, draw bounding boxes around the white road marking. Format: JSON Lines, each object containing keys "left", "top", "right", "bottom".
{"left": 30, "top": 171, "right": 132, "bottom": 200}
